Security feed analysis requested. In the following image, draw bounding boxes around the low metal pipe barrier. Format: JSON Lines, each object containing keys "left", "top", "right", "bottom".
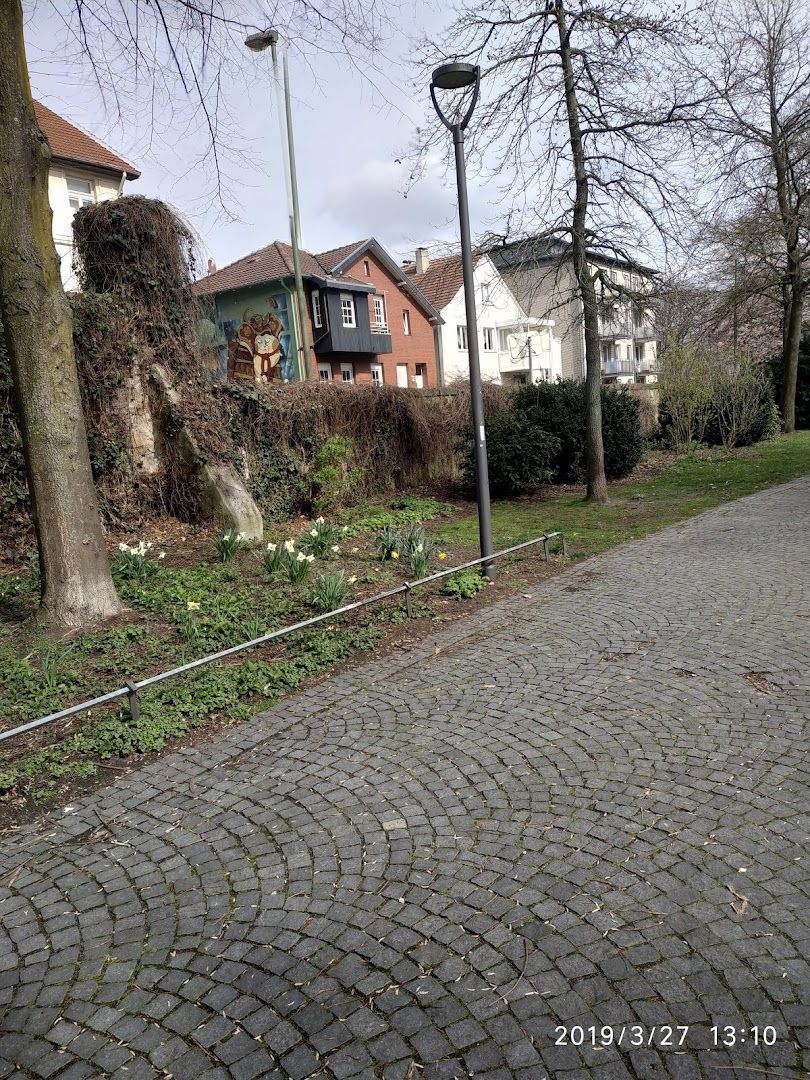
{"left": 0, "top": 531, "right": 565, "bottom": 745}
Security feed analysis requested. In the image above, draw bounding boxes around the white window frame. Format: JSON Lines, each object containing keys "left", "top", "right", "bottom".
{"left": 363, "top": 259, "right": 371, "bottom": 277}
{"left": 457, "top": 324, "right": 468, "bottom": 350}
{"left": 340, "top": 362, "right": 354, "bottom": 383}
{"left": 371, "top": 362, "right": 384, "bottom": 386}
{"left": 402, "top": 309, "right": 411, "bottom": 335}
{"left": 482, "top": 327, "right": 495, "bottom": 351}
{"left": 480, "top": 281, "right": 491, "bottom": 304}
{"left": 414, "top": 363, "right": 427, "bottom": 389}
{"left": 311, "top": 290, "right": 322, "bottom": 329}
{"left": 498, "top": 328, "right": 510, "bottom": 352}
{"left": 340, "top": 294, "right": 356, "bottom": 328}
{"left": 67, "top": 176, "right": 95, "bottom": 213}
{"left": 372, "top": 294, "right": 387, "bottom": 330}
{"left": 317, "top": 362, "right": 332, "bottom": 382}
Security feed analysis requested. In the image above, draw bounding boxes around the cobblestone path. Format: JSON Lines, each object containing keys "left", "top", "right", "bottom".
{"left": 1, "top": 479, "right": 808, "bottom": 1080}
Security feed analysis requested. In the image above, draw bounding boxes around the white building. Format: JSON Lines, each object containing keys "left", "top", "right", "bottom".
{"left": 35, "top": 101, "right": 140, "bottom": 289}
{"left": 404, "top": 249, "right": 563, "bottom": 387}
{"left": 491, "top": 237, "right": 659, "bottom": 385}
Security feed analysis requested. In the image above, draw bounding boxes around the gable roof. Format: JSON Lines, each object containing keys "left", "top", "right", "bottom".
{"left": 192, "top": 240, "right": 363, "bottom": 298}
{"left": 34, "top": 101, "right": 140, "bottom": 180}
{"left": 326, "top": 238, "right": 442, "bottom": 321}
{"left": 402, "top": 252, "right": 487, "bottom": 312}
{"left": 194, "top": 236, "right": 443, "bottom": 321}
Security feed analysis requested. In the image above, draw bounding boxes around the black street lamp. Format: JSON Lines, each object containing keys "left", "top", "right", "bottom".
{"left": 431, "top": 62, "right": 494, "bottom": 580}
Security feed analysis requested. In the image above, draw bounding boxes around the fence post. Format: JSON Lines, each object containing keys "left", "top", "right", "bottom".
{"left": 404, "top": 583, "right": 413, "bottom": 618}
{"left": 126, "top": 681, "right": 140, "bottom": 722}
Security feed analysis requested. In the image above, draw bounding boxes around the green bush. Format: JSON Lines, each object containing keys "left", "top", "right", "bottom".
{"left": 515, "top": 381, "right": 644, "bottom": 483}
{"left": 459, "top": 410, "right": 561, "bottom": 496}
{"left": 310, "top": 436, "right": 359, "bottom": 513}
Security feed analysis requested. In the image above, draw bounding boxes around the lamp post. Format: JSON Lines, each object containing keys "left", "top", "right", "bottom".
{"left": 430, "top": 62, "right": 494, "bottom": 580}
{"left": 245, "top": 30, "right": 313, "bottom": 381}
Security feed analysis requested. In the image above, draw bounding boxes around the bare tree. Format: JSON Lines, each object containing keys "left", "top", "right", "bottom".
{"left": 0, "top": 0, "right": 385, "bottom": 627}
{"left": 692, "top": 0, "right": 810, "bottom": 432}
{"left": 416, "top": 0, "right": 703, "bottom": 503}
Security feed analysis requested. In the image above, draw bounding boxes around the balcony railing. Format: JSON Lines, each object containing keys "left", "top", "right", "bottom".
{"left": 370, "top": 320, "right": 390, "bottom": 334}
{"left": 601, "top": 359, "right": 637, "bottom": 376}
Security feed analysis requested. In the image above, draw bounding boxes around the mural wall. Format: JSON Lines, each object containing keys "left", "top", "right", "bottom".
{"left": 215, "top": 287, "right": 297, "bottom": 383}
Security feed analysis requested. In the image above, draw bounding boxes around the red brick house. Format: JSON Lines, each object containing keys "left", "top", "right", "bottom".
{"left": 193, "top": 238, "right": 442, "bottom": 387}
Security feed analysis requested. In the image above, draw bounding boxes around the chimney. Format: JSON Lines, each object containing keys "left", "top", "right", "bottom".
{"left": 207, "top": 258, "right": 217, "bottom": 275}
{"left": 415, "top": 246, "right": 430, "bottom": 274}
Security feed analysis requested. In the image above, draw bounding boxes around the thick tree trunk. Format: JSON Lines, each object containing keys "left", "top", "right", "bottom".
{"left": 555, "top": 0, "right": 608, "bottom": 504}
{"left": 0, "top": 0, "right": 122, "bottom": 627}
{"left": 780, "top": 271, "right": 802, "bottom": 434}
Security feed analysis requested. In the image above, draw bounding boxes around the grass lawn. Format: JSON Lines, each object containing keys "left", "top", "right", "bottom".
{"left": 0, "top": 432, "right": 807, "bottom": 815}
{"left": 434, "top": 432, "right": 810, "bottom": 557}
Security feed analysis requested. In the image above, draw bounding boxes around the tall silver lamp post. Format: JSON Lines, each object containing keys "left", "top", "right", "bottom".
{"left": 245, "top": 30, "right": 313, "bottom": 381}
{"left": 430, "top": 62, "right": 494, "bottom": 580}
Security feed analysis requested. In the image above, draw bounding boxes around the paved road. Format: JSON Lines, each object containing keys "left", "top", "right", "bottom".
{"left": 1, "top": 480, "right": 808, "bottom": 1080}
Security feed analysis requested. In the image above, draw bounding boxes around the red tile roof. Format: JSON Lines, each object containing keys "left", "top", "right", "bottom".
{"left": 403, "top": 252, "right": 484, "bottom": 312}
{"left": 192, "top": 239, "right": 369, "bottom": 298}
{"left": 316, "top": 240, "right": 367, "bottom": 272}
{"left": 34, "top": 101, "right": 140, "bottom": 180}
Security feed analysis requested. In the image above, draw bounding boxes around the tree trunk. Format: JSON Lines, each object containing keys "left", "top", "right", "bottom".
{"left": 555, "top": 0, "right": 608, "bottom": 504}
{"left": 780, "top": 269, "right": 802, "bottom": 434}
{"left": 0, "top": 0, "right": 122, "bottom": 627}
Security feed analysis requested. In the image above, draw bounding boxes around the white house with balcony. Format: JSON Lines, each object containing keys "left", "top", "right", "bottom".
{"left": 490, "top": 237, "right": 659, "bottom": 384}
{"left": 404, "top": 248, "right": 562, "bottom": 387}
{"left": 34, "top": 101, "right": 140, "bottom": 289}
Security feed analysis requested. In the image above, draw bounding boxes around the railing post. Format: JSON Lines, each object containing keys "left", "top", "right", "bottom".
{"left": 542, "top": 535, "right": 550, "bottom": 561}
{"left": 126, "top": 681, "right": 140, "bottom": 722}
{"left": 404, "top": 583, "right": 413, "bottom": 619}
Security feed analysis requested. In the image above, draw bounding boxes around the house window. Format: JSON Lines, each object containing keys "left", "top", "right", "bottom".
{"left": 480, "top": 281, "right": 491, "bottom": 304}
{"left": 340, "top": 363, "right": 354, "bottom": 383}
{"left": 396, "top": 364, "right": 409, "bottom": 387}
{"left": 372, "top": 294, "right": 387, "bottom": 330}
{"left": 363, "top": 259, "right": 371, "bottom": 277}
{"left": 402, "top": 309, "right": 411, "bottom": 335}
{"left": 340, "top": 294, "right": 356, "bottom": 328}
{"left": 317, "top": 363, "right": 332, "bottom": 382}
{"left": 498, "top": 328, "right": 511, "bottom": 352}
{"left": 482, "top": 327, "right": 495, "bottom": 351}
{"left": 67, "top": 177, "right": 94, "bottom": 213}
{"left": 414, "top": 363, "right": 427, "bottom": 389}
{"left": 601, "top": 342, "right": 616, "bottom": 365}
{"left": 457, "top": 324, "right": 468, "bottom": 350}
{"left": 311, "top": 290, "right": 322, "bottom": 329}
{"left": 371, "top": 362, "right": 384, "bottom": 386}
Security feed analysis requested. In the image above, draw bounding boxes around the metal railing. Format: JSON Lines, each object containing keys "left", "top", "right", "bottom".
{"left": 0, "top": 532, "right": 566, "bottom": 746}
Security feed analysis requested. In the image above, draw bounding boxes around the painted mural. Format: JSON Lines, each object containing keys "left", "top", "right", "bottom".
{"left": 219, "top": 291, "right": 296, "bottom": 383}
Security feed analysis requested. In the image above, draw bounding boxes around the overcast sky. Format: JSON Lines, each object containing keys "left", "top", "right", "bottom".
{"left": 25, "top": 0, "right": 496, "bottom": 271}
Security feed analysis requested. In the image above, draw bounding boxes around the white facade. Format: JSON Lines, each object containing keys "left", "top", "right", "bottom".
{"left": 497, "top": 251, "right": 659, "bottom": 384}
{"left": 437, "top": 256, "right": 563, "bottom": 387}
{"left": 48, "top": 164, "right": 126, "bottom": 289}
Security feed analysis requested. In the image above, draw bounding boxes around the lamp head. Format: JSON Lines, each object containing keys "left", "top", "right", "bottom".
{"left": 431, "top": 62, "right": 478, "bottom": 90}
{"left": 245, "top": 29, "right": 279, "bottom": 51}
